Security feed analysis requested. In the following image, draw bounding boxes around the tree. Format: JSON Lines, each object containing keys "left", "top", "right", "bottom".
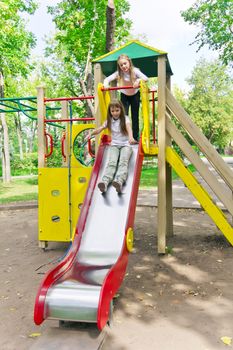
{"left": 181, "top": 0, "right": 233, "bottom": 66}
{"left": 14, "top": 114, "right": 24, "bottom": 160}
{"left": 46, "top": 0, "right": 132, "bottom": 114}
{"left": 106, "top": 0, "right": 116, "bottom": 52}
{"left": 179, "top": 58, "right": 233, "bottom": 151}
{"left": 0, "top": 0, "right": 37, "bottom": 182}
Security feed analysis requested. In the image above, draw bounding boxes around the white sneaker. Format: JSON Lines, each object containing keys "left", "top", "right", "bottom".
{"left": 98, "top": 182, "right": 107, "bottom": 193}
{"left": 112, "top": 181, "right": 122, "bottom": 193}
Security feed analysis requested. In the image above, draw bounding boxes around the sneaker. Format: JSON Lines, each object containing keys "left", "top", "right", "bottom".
{"left": 112, "top": 181, "right": 122, "bottom": 193}
{"left": 98, "top": 182, "right": 107, "bottom": 193}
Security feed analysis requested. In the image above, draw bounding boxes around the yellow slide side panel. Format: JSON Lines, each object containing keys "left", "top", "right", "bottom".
{"left": 98, "top": 83, "right": 110, "bottom": 140}
{"left": 166, "top": 147, "right": 233, "bottom": 246}
{"left": 98, "top": 82, "right": 111, "bottom": 124}
{"left": 70, "top": 166, "right": 92, "bottom": 240}
{"left": 38, "top": 168, "right": 70, "bottom": 242}
{"left": 140, "top": 81, "right": 150, "bottom": 154}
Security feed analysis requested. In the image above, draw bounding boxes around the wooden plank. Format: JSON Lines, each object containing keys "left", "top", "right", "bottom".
{"left": 166, "top": 147, "right": 233, "bottom": 246}
{"left": 166, "top": 88, "right": 233, "bottom": 191}
{"left": 166, "top": 116, "right": 233, "bottom": 216}
{"left": 37, "top": 87, "right": 46, "bottom": 168}
{"left": 157, "top": 56, "right": 167, "bottom": 254}
{"left": 165, "top": 76, "right": 173, "bottom": 237}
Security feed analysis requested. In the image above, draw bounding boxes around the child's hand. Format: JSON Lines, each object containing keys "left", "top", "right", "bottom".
{"left": 129, "top": 137, "right": 138, "bottom": 145}
{"left": 85, "top": 133, "right": 92, "bottom": 142}
{"left": 133, "top": 80, "right": 140, "bottom": 88}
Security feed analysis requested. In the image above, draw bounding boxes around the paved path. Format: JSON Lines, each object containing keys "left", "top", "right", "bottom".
{"left": 138, "top": 158, "right": 233, "bottom": 209}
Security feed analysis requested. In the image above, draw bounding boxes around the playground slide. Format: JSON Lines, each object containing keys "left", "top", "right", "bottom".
{"left": 34, "top": 136, "right": 144, "bottom": 330}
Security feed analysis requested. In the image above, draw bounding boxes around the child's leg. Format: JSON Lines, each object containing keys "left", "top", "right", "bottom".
{"left": 130, "top": 91, "right": 140, "bottom": 140}
{"left": 101, "top": 146, "right": 120, "bottom": 185}
{"left": 113, "top": 146, "right": 132, "bottom": 185}
{"left": 120, "top": 93, "right": 130, "bottom": 115}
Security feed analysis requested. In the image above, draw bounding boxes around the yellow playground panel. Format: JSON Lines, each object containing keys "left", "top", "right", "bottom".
{"left": 38, "top": 124, "right": 94, "bottom": 246}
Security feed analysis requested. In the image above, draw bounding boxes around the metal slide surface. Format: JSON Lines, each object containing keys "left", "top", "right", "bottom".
{"left": 34, "top": 139, "right": 143, "bottom": 330}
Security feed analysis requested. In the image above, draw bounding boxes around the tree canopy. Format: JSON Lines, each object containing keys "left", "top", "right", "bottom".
{"left": 0, "top": 0, "right": 38, "bottom": 182}
{"left": 181, "top": 0, "right": 233, "bottom": 66}
{"left": 0, "top": 0, "right": 37, "bottom": 82}
{"left": 174, "top": 58, "right": 233, "bottom": 150}
{"left": 45, "top": 0, "right": 132, "bottom": 96}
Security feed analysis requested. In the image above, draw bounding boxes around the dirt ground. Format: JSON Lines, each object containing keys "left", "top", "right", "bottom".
{"left": 0, "top": 206, "right": 233, "bottom": 350}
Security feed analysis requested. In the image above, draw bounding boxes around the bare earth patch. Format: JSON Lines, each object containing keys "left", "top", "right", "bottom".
{"left": 0, "top": 207, "right": 232, "bottom": 350}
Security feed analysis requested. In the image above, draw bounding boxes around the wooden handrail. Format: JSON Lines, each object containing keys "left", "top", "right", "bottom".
{"left": 166, "top": 115, "right": 233, "bottom": 216}
{"left": 166, "top": 88, "right": 233, "bottom": 191}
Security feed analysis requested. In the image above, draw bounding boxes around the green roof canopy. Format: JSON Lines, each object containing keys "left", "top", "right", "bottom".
{"left": 92, "top": 40, "right": 173, "bottom": 78}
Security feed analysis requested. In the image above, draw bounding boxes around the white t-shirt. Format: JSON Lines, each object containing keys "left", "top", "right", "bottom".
{"left": 103, "top": 116, "right": 131, "bottom": 146}
{"left": 103, "top": 67, "right": 148, "bottom": 96}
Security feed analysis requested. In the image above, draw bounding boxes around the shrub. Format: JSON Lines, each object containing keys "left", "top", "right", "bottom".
{"left": 9, "top": 153, "right": 38, "bottom": 176}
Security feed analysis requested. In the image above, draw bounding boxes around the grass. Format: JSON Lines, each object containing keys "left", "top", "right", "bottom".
{"left": 0, "top": 163, "right": 196, "bottom": 204}
{"left": 140, "top": 163, "right": 195, "bottom": 188}
{"left": 140, "top": 166, "right": 179, "bottom": 188}
{"left": 0, "top": 177, "right": 38, "bottom": 204}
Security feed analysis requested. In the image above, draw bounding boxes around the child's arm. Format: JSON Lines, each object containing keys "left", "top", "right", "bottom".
{"left": 133, "top": 68, "right": 149, "bottom": 88}
{"left": 103, "top": 71, "right": 118, "bottom": 88}
{"left": 126, "top": 122, "right": 138, "bottom": 145}
{"left": 86, "top": 124, "right": 106, "bottom": 140}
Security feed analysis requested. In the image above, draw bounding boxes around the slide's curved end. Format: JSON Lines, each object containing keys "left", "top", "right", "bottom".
{"left": 97, "top": 139, "right": 144, "bottom": 330}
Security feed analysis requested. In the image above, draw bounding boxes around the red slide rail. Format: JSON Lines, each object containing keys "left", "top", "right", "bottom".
{"left": 34, "top": 135, "right": 110, "bottom": 325}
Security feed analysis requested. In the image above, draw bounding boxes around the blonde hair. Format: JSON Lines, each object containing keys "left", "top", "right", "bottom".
{"left": 106, "top": 100, "right": 127, "bottom": 135}
{"left": 117, "top": 54, "right": 136, "bottom": 85}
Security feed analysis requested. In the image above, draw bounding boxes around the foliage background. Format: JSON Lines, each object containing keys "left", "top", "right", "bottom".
{"left": 0, "top": 0, "right": 232, "bottom": 181}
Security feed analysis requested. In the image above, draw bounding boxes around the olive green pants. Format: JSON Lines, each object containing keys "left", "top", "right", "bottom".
{"left": 102, "top": 145, "right": 132, "bottom": 185}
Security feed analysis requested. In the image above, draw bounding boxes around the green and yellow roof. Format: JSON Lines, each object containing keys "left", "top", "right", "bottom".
{"left": 92, "top": 40, "right": 173, "bottom": 77}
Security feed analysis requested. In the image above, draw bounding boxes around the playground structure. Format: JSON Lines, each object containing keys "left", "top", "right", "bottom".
{"left": 37, "top": 92, "right": 96, "bottom": 246}
{"left": 0, "top": 41, "right": 233, "bottom": 329}
{"left": 33, "top": 41, "right": 233, "bottom": 330}
{"left": 2, "top": 41, "right": 232, "bottom": 331}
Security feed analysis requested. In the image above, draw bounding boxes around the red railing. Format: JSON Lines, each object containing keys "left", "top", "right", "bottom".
{"left": 44, "top": 132, "right": 53, "bottom": 158}
{"left": 44, "top": 117, "right": 95, "bottom": 123}
{"left": 61, "top": 132, "right": 66, "bottom": 162}
{"left": 44, "top": 96, "right": 94, "bottom": 102}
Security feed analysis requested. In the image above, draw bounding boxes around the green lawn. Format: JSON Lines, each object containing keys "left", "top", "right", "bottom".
{"left": 0, "top": 177, "right": 38, "bottom": 204}
{"left": 0, "top": 164, "right": 195, "bottom": 204}
{"left": 140, "top": 163, "right": 196, "bottom": 188}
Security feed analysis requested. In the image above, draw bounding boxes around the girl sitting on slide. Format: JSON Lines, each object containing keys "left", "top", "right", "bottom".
{"left": 87, "top": 100, "right": 137, "bottom": 194}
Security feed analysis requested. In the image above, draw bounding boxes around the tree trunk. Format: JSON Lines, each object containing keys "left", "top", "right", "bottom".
{"left": 28, "top": 120, "right": 37, "bottom": 153}
{"left": 78, "top": 0, "right": 115, "bottom": 115}
{"left": 80, "top": 78, "right": 94, "bottom": 117}
{"left": 0, "top": 70, "right": 11, "bottom": 183}
{"left": 106, "top": 0, "right": 115, "bottom": 52}
{"left": 77, "top": 0, "right": 97, "bottom": 117}
{"left": 14, "top": 113, "right": 24, "bottom": 160}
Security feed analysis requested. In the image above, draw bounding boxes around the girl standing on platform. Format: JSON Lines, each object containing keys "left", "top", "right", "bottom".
{"left": 87, "top": 100, "right": 137, "bottom": 194}
{"left": 103, "top": 54, "right": 148, "bottom": 141}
